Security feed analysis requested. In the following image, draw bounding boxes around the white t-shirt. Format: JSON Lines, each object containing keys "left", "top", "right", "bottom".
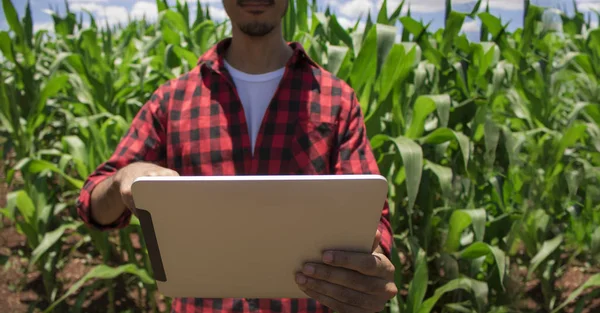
{"left": 224, "top": 60, "right": 285, "bottom": 155}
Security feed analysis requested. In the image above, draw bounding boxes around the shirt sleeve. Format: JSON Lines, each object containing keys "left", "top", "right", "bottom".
{"left": 332, "top": 91, "right": 394, "bottom": 259}
{"left": 76, "top": 87, "right": 169, "bottom": 231}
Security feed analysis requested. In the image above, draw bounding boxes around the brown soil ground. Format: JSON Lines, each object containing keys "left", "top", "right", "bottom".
{"left": 0, "top": 219, "right": 168, "bottom": 313}
{"left": 3, "top": 217, "right": 598, "bottom": 313}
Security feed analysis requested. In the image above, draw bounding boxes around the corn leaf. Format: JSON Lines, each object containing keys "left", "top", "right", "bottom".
{"left": 418, "top": 277, "right": 489, "bottom": 313}
{"left": 30, "top": 222, "right": 81, "bottom": 266}
{"left": 528, "top": 234, "right": 563, "bottom": 278}
{"left": 43, "top": 263, "right": 154, "bottom": 313}
{"left": 2, "top": 0, "right": 23, "bottom": 38}
{"left": 458, "top": 242, "right": 506, "bottom": 286}
{"left": 406, "top": 247, "right": 428, "bottom": 313}
{"left": 446, "top": 209, "right": 486, "bottom": 252}
{"left": 551, "top": 273, "right": 600, "bottom": 313}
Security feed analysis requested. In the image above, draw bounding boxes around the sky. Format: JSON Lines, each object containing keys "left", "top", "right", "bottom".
{"left": 0, "top": 0, "right": 599, "bottom": 42}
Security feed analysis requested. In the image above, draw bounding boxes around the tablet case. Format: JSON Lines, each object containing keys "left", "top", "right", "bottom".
{"left": 131, "top": 175, "right": 389, "bottom": 299}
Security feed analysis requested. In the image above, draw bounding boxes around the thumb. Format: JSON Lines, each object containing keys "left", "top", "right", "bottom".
{"left": 371, "top": 229, "right": 382, "bottom": 253}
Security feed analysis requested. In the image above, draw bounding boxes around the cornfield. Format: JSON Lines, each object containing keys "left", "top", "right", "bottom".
{"left": 1, "top": 0, "right": 599, "bottom": 312}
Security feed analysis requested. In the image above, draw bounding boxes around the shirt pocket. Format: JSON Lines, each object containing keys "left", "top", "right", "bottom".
{"left": 289, "top": 119, "right": 336, "bottom": 175}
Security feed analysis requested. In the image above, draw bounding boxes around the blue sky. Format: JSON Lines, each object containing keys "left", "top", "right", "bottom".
{"left": 1, "top": 0, "right": 599, "bottom": 42}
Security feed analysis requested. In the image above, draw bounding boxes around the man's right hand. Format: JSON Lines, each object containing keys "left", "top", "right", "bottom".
{"left": 90, "top": 162, "right": 179, "bottom": 226}
{"left": 112, "top": 162, "right": 180, "bottom": 214}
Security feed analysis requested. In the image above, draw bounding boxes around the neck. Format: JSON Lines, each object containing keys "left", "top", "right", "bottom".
{"left": 225, "top": 27, "right": 293, "bottom": 74}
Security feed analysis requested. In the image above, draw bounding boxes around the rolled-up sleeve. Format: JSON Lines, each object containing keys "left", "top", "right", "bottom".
{"left": 331, "top": 91, "right": 393, "bottom": 258}
{"left": 77, "top": 87, "right": 169, "bottom": 231}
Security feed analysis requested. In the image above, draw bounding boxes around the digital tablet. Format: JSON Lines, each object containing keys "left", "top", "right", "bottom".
{"left": 130, "top": 174, "right": 389, "bottom": 299}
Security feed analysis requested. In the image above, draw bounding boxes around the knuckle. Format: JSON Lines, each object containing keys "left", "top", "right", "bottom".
{"left": 120, "top": 185, "right": 131, "bottom": 196}
{"left": 387, "top": 262, "right": 396, "bottom": 274}
{"left": 384, "top": 283, "right": 398, "bottom": 298}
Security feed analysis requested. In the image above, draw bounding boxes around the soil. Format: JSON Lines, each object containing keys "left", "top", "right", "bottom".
{"left": 1, "top": 218, "right": 599, "bottom": 313}
{"left": 0, "top": 218, "right": 168, "bottom": 313}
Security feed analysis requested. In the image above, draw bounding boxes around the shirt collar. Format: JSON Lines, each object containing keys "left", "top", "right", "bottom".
{"left": 197, "top": 37, "right": 318, "bottom": 73}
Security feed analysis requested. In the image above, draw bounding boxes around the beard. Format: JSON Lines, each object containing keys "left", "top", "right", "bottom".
{"left": 233, "top": 0, "right": 288, "bottom": 37}
{"left": 238, "top": 22, "right": 276, "bottom": 37}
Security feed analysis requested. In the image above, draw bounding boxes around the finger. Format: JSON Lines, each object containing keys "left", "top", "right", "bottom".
{"left": 372, "top": 229, "right": 381, "bottom": 253}
{"left": 296, "top": 278, "right": 364, "bottom": 313}
{"left": 322, "top": 251, "right": 395, "bottom": 279}
{"left": 119, "top": 181, "right": 135, "bottom": 209}
{"left": 301, "top": 262, "right": 394, "bottom": 296}
{"left": 296, "top": 273, "right": 386, "bottom": 312}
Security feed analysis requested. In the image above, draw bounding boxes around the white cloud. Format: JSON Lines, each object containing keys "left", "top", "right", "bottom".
{"left": 338, "top": 0, "right": 374, "bottom": 18}
{"left": 131, "top": 1, "right": 158, "bottom": 20}
{"left": 461, "top": 19, "right": 480, "bottom": 32}
{"left": 33, "top": 22, "right": 54, "bottom": 33}
{"left": 486, "top": 0, "right": 524, "bottom": 10}
{"left": 577, "top": 0, "right": 600, "bottom": 12}
{"left": 331, "top": 0, "right": 522, "bottom": 18}
{"left": 66, "top": 0, "right": 108, "bottom": 2}
{"left": 68, "top": 2, "right": 158, "bottom": 25}
{"left": 70, "top": 3, "right": 104, "bottom": 13}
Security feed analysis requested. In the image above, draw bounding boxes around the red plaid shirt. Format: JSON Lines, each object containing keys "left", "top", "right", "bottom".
{"left": 77, "top": 38, "right": 393, "bottom": 313}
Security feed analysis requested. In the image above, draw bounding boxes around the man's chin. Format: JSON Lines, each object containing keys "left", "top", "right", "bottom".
{"left": 238, "top": 22, "right": 275, "bottom": 37}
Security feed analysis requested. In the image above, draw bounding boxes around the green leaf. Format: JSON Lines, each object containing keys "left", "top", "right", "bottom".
{"left": 446, "top": 210, "right": 472, "bottom": 253}
{"left": 484, "top": 117, "right": 500, "bottom": 166}
{"left": 406, "top": 95, "right": 441, "bottom": 138}
{"left": 329, "top": 15, "right": 353, "bottom": 48}
{"left": 37, "top": 74, "right": 69, "bottom": 115}
{"left": 350, "top": 25, "right": 377, "bottom": 94}
{"left": 25, "top": 159, "right": 84, "bottom": 189}
{"left": 62, "top": 136, "right": 87, "bottom": 163}
{"left": 528, "top": 234, "right": 563, "bottom": 278}
{"left": 441, "top": 11, "right": 466, "bottom": 54}
{"left": 591, "top": 227, "right": 600, "bottom": 258}
{"left": 44, "top": 264, "right": 154, "bottom": 313}
{"left": 551, "top": 274, "right": 600, "bottom": 313}
{"left": 555, "top": 123, "right": 587, "bottom": 163}
{"left": 406, "top": 248, "right": 428, "bottom": 313}
{"left": 173, "top": 45, "right": 199, "bottom": 66}
{"left": 370, "top": 135, "right": 423, "bottom": 218}
{"left": 418, "top": 277, "right": 489, "bottom": 313}
{"left": 325, "top": 44, "right": 349, "bottom": 76}
{"left": 419, "top": 127, "right": 470, "bottom": 170}
{"left": 446, "top": 209, "right": 486, "bottom": 252}
{"left": 160, "top": 9, "right": 189, "bottom": 37}
{"left": 15, "top": 190, "right": 36, "bottom": 228}
{"left": 0, "top": 31, "right": 15, "bottom": 62}
{"left": 296, "top": 0, "right": 309, "bottom": 32}
{"left": 458, "top": 242, "right": 506, "bottom": 286}
{"left": 424, "top": 161, "right": 453, "bottom": 200}
{"left": 2, "top": 0, "right": 24, "bottom": 38}
{"left": 392, "top": 136, "right": 423, "bottom": 215}
{"left": 30, "top": 222, "right": 81, "bottom": 266}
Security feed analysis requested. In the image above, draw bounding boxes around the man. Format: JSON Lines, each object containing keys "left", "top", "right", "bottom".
{"left": 76, "top": 0, "right": 397, "bottom": 312}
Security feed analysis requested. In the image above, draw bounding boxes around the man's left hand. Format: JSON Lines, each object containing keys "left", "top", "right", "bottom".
{"left": 295, "top": 230, "right": 398, "bottom": 313}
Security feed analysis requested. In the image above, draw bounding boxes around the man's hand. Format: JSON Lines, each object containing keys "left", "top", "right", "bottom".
{"left": 295, "top": 230, "right": 397, "bottom": 313}
{"left": 112, "top": 162, "right": 179, "bottom": 214}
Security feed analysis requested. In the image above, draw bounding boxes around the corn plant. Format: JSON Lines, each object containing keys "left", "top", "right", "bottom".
{"left": 1, "top": 0, "right": 599, "bottom": 312}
